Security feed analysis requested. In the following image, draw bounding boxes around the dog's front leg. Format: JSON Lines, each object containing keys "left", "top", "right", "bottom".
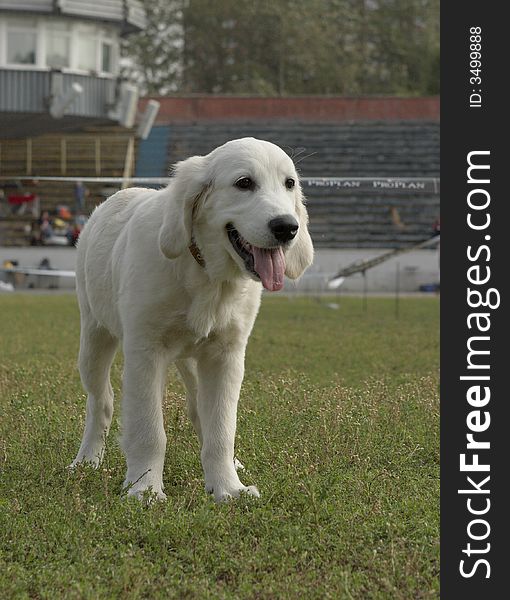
{"left": 196, "top": 343, "right": 259, "bottom": 502}
{"left": 121, "top": 343, "right": 168, "bottom": 501}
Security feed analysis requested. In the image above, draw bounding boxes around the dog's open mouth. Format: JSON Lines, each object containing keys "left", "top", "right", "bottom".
{"left": 226, "top": 223, "right": 285, "bottom": 292}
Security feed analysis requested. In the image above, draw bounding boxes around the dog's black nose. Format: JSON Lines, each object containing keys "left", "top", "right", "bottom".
{"left": 268, "top": 215, "right": 299, "bottom": 243}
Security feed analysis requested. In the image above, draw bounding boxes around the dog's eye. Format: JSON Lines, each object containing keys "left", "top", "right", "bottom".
{"left": 285, "top": 178, "right": 295, "bottom": 190}
{"left": 235, "top": 177, "right": 255, "bottom": 191}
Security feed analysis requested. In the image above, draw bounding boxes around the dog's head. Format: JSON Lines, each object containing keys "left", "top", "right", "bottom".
{"left": 158, "top": 137, "right": 314, "bottom": 291}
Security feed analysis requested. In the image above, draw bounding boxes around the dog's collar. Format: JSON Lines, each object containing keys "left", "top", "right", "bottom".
{"left": 189, "top": 239, "right": 205, "bottom": 268}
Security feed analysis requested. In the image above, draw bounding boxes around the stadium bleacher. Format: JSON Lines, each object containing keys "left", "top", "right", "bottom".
{"left": 1, "top": 100, "right": 439, "bottom": 250}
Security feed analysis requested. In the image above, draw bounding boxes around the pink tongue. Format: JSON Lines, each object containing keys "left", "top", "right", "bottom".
{"left": 252, "top": 246, "right": 286, "bottom": 292}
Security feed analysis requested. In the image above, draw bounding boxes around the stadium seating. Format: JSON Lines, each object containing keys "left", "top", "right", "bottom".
{"left": 0, "top": 121, "right": 439, "bottom": 248}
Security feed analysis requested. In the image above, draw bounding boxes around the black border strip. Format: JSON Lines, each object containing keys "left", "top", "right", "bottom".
{"left": 441, "top": 4, "right": 506, "bottom": 597}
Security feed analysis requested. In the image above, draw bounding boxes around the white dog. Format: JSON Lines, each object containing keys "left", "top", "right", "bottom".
{"left": 70, "top": 137, "right": 314, "bottom": 502}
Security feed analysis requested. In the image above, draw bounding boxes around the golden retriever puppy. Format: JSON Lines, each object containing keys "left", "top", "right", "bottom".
{"left": 70, "top": 138, "right": 314, "bottom": 501}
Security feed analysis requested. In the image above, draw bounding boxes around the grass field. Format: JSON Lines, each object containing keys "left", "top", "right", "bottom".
{"left": 0, "top": 293, "right": 439, "bottom": 599}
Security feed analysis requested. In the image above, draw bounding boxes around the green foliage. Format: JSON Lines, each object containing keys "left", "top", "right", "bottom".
{"left": 0, "top": 294, "right": 439, "bottom": 598}
{"left": 123, "top": 0, "right": 439, "bottom": 96}
{"left": 121, "top": 1, "right": 184, "bottom": 95}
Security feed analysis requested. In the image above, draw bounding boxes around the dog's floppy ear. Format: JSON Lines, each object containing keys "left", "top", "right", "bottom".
{"left": 285, "top": 184, "right": 314, "bottom": 279}
{"left": 159, "top": 155, "right": 208, "bottom": 259}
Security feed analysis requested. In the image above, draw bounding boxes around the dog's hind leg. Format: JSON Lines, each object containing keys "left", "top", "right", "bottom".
{"left": 71, "top": 319, "right": 118, "bottom": 468}
{"left": 175, "top": 358, "right": 202, "bottom": 444}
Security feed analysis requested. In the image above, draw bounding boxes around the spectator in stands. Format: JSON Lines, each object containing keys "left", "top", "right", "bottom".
{"left": 390, "top": 206, "right": 406, "bottom": 230}
{"left": 74, "top": 181, "right": 89, "bottom": 214}
{"left": 66, "top": 220, "right": 83, "bottom": 246}
{"left": 39, "top": 211, "right": 54, "bottom": 243}
{"left": 30, "top": 220, "right": 42, "bottom": 245}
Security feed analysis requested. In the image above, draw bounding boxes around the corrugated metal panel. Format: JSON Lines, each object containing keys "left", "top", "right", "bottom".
{"left": 0, "top": 69, "right": 50, "bottom": 112}
{"left": 0, "top": 69, "right": 116, "bottom": 118}
{"left": 60, "top": 1, "right": 145, "bottom": 30}
{"left": 0, "top": 1, "right": 145, "bottom": 30}
{"left": 0, "top": 1, "right": 52, "bottom": 11}
{"left": 60, "top": 0, "right": 123, "bottom": 22}
{"left": 61, "top": 73, "right": 117, "bottom": 117}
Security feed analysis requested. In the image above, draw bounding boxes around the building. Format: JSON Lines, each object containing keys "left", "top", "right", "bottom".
{"left": 0, "top": 0, "right": 145, "bottom": 138}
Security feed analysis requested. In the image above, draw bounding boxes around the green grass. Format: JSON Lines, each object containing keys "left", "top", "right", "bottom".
{"left": 0, "top": 294, "right": 439, "bottom": 599}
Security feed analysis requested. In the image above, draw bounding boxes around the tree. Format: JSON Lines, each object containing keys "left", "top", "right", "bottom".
{"left": 122, "top": 0, "right": 439, "bottom": 96}
{"left": 121, "top": 1, "right": 184, "bottom": 95}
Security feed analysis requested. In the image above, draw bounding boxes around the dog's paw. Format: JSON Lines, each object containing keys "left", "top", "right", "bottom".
{"left": 123, "top": 471, "right": 166, "bottom": 503}
{"left": 205, "top": 480, "right": 260, "bottom": 503}
{"left": 125, "top": 484, "right": 167, "bottom": 504}
{"left": 68, "top": 450, "right": 103, "bottom": 470}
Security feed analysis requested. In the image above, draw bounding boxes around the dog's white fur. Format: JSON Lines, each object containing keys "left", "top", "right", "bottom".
{"left": 70, "top": 137, "right": 314, "bottom": 502}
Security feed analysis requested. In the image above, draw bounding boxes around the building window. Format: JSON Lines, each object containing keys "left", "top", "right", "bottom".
{"left": 76, "top": 33, "right": 97, "bottom": 72}
{"left": 1, "top": 18, "right": 119, "bottom": 75}
{"left": 101, "top": 42, "right": 113, "bottom": 73}
{"left": 7, "top": 30, "right": 37, "bottom": 65}
{"left": 46, "top": 23, "right": 71, "bottom": 69}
